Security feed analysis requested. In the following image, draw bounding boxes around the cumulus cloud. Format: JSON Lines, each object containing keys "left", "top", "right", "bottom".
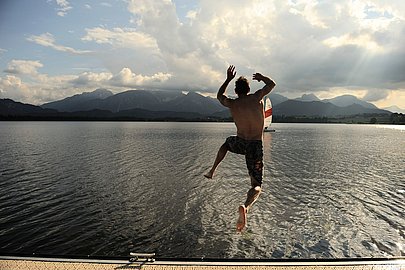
{"left": 70, "top": 71, "right": 113, "bottom": 86}
{"left": 0, "top": 57, "right": 172, "bottom": 104}
{"left": 0, "top": 75, "right": 28, "bottom": 102}
{"left": 70, "top": 68, "right": 172, "bottom": 89}
{"left": 27, "top": 33, "right": 92, "bottom": 55}
{"left": 4, "top": 60, "right": 43, "bottom": 76}
{"left": 110, "top": 68, "right": 172, "bottom": 88}
{"left": 0, "top": 69, "right": 78, "bottom": 104}
{"left": 125, "top": 0, "right": 227, "bottom": 90}
{"left": 74, "top": 0, "right": 405, "bottom": 99}
{"left": 121, "top": 0, "right": 405, "bottom": 98}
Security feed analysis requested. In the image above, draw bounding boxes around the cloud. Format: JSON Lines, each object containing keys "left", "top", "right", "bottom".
{"left": 4, "top": 60, "right": 43, "bottom": 76}
{"left": 363, "top": 89, "right": 390, "bottom": 102}
{"left": 27, "top": 33, "right": 92, "bottom": 54}
{"left": 70, "top": 68, "right": 172, "bottom": 89}
{"left": 2, "top": 0, "right": 405, "bottom": 107}
{"left": 81, "top": 27, "right": 167, "bottom": 76}
{"left": 109, "top": 68, "right": 172, "bottom": 88}
{"left": 0, "top": 68, "right": 78, "bottom": 104}
{"left": 55, "top": 0, "right": 72, "bottom": 17}
{"left": 71, "top": 0, "right": 405, "bottom": 101}
{"left": 0, "top": 75, "right": 28, "bottom": 101}
{"left": 288, "top": 0, "right": 330, "bottom": 29}
{"left": 82, "top": 27, "right": 158, "bottom": 50}
{"left": 125, "top": 0, "right": 227, "bottom": 90}
{"left": 122, "top": 0, "right": 405, "bottom": 99}
{"left": 70, "top": 71, "right": 113, "bottom": 86}
{"left": 0, "top": 57, "right": 172, "bottom": 104}
{"left": 323, "top": 33, "right": 383, "bottom": 52}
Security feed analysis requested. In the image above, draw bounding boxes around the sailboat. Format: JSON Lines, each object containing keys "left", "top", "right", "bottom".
{"left": 263, "top": 95, "right": 275, "bottom": 132}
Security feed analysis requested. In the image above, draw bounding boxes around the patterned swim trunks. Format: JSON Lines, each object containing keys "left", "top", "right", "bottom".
{"left": 224, "top": 136, "right": 263, "bottom": 186}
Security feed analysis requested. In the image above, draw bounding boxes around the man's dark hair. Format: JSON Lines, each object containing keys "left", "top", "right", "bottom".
{"left": 235, "top": 76, "right": 250, "bottom": 95}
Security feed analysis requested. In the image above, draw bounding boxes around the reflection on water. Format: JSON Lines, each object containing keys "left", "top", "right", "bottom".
{"left": 0, "top": 122, "right": 404, "bottom": 258}
{"left": 374, "top": 124, "right": 405, "bottom": 131}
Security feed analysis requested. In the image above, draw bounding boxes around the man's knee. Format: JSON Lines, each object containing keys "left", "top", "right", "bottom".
{"left": 250, "top": 175, "right": 262, "bottom": 188}
{"left": 220, "top": 142, "right": 229, "bottom": 151}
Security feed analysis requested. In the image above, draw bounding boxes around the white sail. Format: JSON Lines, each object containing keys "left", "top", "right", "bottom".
{"left": 264, "top": 96, "right": 275, "bottom": 132}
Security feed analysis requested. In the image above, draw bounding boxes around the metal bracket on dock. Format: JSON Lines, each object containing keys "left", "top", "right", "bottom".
{"left": 129, "top": 252, "right": 156, "bottom": 262}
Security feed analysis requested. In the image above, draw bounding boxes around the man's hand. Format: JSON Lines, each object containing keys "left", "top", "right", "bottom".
{"left": 217, "top": 65, "right": 236, "bottom": 107}
{"left": 227, "top": 65, "right": 236, "bottom": 81}
{"left": 252, "top": 72, "right": 276, "bottom": 100}
{"left": 253, "top": 73, "right": 265, "bottom": 82}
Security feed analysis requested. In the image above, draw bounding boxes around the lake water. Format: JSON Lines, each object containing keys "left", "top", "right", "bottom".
{"left": 0, "top": 122, "right": 404, "bottom": 259}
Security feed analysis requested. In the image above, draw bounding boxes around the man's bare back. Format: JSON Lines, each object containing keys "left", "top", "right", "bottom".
{"left": 227, "top": 93, "right": 265, "bottom": 141}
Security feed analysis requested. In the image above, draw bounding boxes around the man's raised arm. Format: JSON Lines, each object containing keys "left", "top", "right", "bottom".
{"left": 217, "top": 65, "right": 236, "bottom": 107}
{"left": 252, "top": 73, "right": 276, "bottom": 100}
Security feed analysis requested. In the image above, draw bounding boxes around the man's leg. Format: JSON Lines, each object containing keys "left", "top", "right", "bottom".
{"left": 237, "top": 142, "right": 263, "bottom": 232}
{"left": 204, "top": 143, "right": 228, "bottom": 179}
{"left": 237, "top": 177, "right": 262, "bottom": 232}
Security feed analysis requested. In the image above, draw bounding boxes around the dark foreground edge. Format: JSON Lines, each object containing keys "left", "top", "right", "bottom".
{"left": 0, "top": 253, "right": 404, "bottom": 266}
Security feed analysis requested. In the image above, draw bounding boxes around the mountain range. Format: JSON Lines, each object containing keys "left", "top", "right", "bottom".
{"left": 41, "top": 89, "right": 391, "bottom": 117}
{"left": 0, "top": 89, "right": 396, "bottom": 121}
{"left": 41, "top": 89, "right": 224, "bottom": 115}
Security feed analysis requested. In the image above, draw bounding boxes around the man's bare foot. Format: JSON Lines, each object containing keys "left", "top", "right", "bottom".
{"left": 236, "top": 205, "right": 247, "bottom": 232}
{"left": 204, "top": 171, "right": 213, "bottom": 179}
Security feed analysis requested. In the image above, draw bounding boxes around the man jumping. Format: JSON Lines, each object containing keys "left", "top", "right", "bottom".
{"left": 204, "top": 65, "right": 276, "bottom": 232}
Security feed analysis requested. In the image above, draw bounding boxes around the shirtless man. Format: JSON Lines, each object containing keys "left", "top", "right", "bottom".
{"left": 204, "top": 65, "right": 276, "bottom": 232}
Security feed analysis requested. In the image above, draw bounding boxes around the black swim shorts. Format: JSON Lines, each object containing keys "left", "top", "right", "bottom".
{"left": 224, "top": 136, "right": 263, "bottom": 186}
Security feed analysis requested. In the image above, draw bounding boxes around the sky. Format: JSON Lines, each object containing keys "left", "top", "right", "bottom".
{"left": 0, "top": 0, "right": 404, "bottom": 109}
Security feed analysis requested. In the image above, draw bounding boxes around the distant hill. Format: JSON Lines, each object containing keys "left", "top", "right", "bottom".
{"left": 383, "top": 105, "right": 405, "bottom": 114}
{"left": 42, "top": 88, "right": 113, "bottom": 112}
{"left": 0, "top": 99, "right": 59, "bottom": 116}
{"left": 0, "top": 98, "right": 210, "bottom": 121}
{"left": 323, "top": 95, "right": 377, "bottom": 109}
{"left": 93, "top": 90, "right": 162, "bottom": 113}
{"left": 274, "top": 100, "right": 390, "bottom": 117}
{"left": 268, "top": 93, "right": 288, "bottom": 106}
{"left": 295, "top": 93, "right": 320, "bottom": 102}
{"left": 161, "top": 92, "right": 224, "bottom": 114}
